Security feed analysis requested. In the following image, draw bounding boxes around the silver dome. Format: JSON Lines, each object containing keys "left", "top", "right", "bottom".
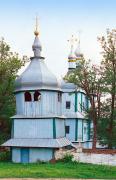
{"left": 15, "top": 30, "right": 60, "bottom": 92}
{"left": 15, "top": 57, "right": 60, "bottom": 92}
{"left": 60, "top": 80, "right": 76, "bottom": 92}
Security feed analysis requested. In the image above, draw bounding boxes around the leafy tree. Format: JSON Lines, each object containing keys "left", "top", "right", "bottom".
{"left": 65, "top": 59, "right": 103, "bottom": 149}
{"left": 98, "top": 29, "right": 116, "bottom": 148}
{"left": 0, "top": 38, "right": 26, "bottom": 143}
{"left": 66, "top": 29, "right": 116, "bottom": 149}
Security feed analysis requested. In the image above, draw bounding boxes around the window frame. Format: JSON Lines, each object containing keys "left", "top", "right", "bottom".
{"left": 24, "top": 91, "right": 32, "bottom": 102}
{"left": 66, "top": 101, "right": 71, "bottom": 109}
{"left": 34, "top": 90, "right": 41, "bottom": 101}
{"left": 65, "top": 126, "right": 70, "bottom": 134}
{"left": 58, "top": 92, "right": 62, "bottom": 102}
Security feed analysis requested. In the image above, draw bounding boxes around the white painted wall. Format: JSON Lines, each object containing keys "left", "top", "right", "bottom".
{"left": 73, "top": 152, "right": 116, "bottom": 166}
{"left": 55, "top": 149, "right": 116, "bottom": 166}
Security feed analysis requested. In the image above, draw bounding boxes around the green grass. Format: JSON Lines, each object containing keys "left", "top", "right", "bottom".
{"left": 0, "top": 162, "right": 115, "bottom": 179}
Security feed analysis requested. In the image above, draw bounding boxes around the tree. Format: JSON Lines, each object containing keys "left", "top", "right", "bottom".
{"left": 65, "top": 59, "right": 103, "bottom": 149}
{"left": 66, "top": 29, "right": 116, "bottom": 149}
{"left": 0, "top": 38, "right": 26, "bottom": 143}
{"left": 98, "top": 29, "right": 116, "bottom": 148}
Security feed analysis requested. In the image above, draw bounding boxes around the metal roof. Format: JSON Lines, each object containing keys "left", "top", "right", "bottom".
{"left": 15, "top": 57, "right": 60, "bottom": 92}
{"left": 2, "top": 137, "right": 75, "bottom": 148}
{"left": 11, "top": 114, "right": 66, "bottom": 119}
{"left": 64, "top": 112, "right": 86, "bottom": 119}
{"left": 60, "top": 80, "right": 76, "bottom": 92}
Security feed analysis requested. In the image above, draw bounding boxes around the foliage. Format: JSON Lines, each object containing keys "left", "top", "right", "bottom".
{"left": 0, "top": 151, "right": 11, "bottom": 161}
{"left": 0, "top": 38, "right": 27, "bottom": 143}
{"left": 97, "top": 29, "right": 116, "bottom": 148}
{"left": 61, "top": 153, "right": 74, "bottom": 163}
{"left": 65, "top": 58, "right": 103, "bottom": 149}
{"left": 66, "top": 29, "right": 116, "bottom": 149}
{"left": 0, "top": 162, "right": 115, "bottom": 178}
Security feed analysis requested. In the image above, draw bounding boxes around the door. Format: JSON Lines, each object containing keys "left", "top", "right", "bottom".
{"left": 21, "top": 148, "right": 29, "bottom": 163}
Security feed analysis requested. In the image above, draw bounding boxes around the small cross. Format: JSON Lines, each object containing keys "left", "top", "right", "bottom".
{"left": 35, "top": 16, "right": 39, "bottom": 32}
{"left": 68, "top": 35, "right": 77, "bottom": 47}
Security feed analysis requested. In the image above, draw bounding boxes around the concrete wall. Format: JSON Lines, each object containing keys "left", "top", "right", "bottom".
{"left": 73, "top": 152, "right": 116, "bottom": 166}
{"left": 55, "top": 149, "right": 116, "bottom": 166}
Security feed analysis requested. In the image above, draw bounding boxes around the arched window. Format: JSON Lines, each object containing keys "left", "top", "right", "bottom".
{"left": 34, "top": 91, "right": 41, "bottom": 101}
{"left": 24, "top": 91, "right": 32, "bottom": 102}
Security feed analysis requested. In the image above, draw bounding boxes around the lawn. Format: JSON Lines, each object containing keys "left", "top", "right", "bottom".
{"left": 0, "top": 162, "right": 115, "bottom": 179}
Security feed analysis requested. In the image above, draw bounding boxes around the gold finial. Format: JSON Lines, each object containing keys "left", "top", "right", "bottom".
{"left": 34, "top": 16, "right": 39, "bottom": 36}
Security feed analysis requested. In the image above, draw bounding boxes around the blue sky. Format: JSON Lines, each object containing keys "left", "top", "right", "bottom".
{"left": 0, "top": 0, "right": 116, "bottom": 77}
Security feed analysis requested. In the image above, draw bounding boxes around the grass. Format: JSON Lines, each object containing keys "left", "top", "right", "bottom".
{"left": 0, "top": 162, "right": 115, "bottom": 179}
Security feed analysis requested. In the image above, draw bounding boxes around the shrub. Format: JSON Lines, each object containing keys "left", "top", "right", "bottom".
{"left": 62, "top": 153, "right": 74, "bottom": 163}
{"left": 0, "top": 151, "right": 11, "bottom": 161}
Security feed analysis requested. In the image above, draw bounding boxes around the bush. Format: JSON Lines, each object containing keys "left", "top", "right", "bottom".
{"left": 62, "top": 153, "right": 74, "bottom": 163}
{"left": 0, "top": 151, "right": 11, "bottom": 161}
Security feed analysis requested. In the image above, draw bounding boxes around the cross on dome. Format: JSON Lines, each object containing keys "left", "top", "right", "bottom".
{"left": 34, "top": 16, "right": 39, "bottom": 36}
{"left": 68, "top": 35, "right": 77, "bottom": 59}
{"left": 32, "top": 16, "right": 42, "bottom": 58}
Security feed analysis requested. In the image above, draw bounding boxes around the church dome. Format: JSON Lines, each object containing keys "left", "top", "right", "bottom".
{"left": 15, "top": 25, "right": 60, "bottom": 92}
{"left": 15, "top": 57, "right": 60, "bottom": 92}
{"left": 60, "top": 80, "right": 76, "bottom": 92}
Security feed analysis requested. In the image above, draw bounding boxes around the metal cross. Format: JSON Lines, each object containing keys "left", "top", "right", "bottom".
{"left": 68, "top": 35, "right": 77, "bottom": 52}
{"left": 35, "top": 16, "right": 39, "bottom": 32}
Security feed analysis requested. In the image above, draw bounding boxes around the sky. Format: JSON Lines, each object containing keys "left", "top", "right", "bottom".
{"left": 0, "top": 0, "right": 116, "bottom": 77}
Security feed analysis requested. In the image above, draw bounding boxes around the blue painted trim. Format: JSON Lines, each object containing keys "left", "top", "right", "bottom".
{"left": 11, "top": 116, "right": 65, "bottom": 119}
{"left": 11, "top": 119, "right": 14, "bottom": 138}
{"left": 14, "top": 89, "right": 62, "bottom": 94}
{"left": 88, "top": 120, "right": 91, "bottom": 140}
{"left": 21, "top": 148, "right": 29, "bottom": 163}
{"left": 75, "top": 119, "right": 78, "bottom": 141}
{"left": 82, "top": 120, "right": 83, "bottom": 141}
{"left": 64, "top": 121, "right": 66, "bottom": 137}
{"left": 11, "top": 147, "right": 12, "bottom": 161}
{"left": 53, "top": 118, "right": 56, "bottom": 139}
{"left": 81, "top": 93, "right": 83, "bottom": 112}
{"left": 52, "top": 149, "right": 55, "bottom": 159}
{"left": 75, "top": 92, "right": 78, "bottom": 112}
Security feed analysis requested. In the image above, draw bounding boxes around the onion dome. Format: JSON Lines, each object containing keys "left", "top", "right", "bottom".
{"left": 75, "top": 40, "right": 83, "bottom": 61}
{"left": 15, "top": 20, "right": 60, "bottom": 92}
{"left": 68, "top": 47, "right": 76, "bottom": 60}
{"left": 32, "top": 35, "right": 42, "bottom": 57}
{"left": 68, "top": 35, "right": 76, "bottom": 60}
